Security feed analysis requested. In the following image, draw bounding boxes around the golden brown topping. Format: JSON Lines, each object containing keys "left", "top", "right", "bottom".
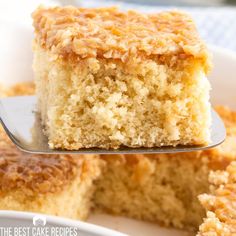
{"left": 0, "top": 127, "right": 80, "bottom": 194}
{"left": 4, "top": 82, "right": 35, "bottom": 97}
{"left": 32, "top": 6, "right": 210, "bottom": 70}
{"left": 0, "top": 82, "right": 82, "bottom": 195}
{"left": 0, "top": 82, "right": 35, "bottom": 97}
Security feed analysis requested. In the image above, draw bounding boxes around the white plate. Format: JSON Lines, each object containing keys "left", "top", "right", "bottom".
{"left": 0, "top": 211, "right": 127, "bottom": 236}
{"left": 0, "top": 3, "right": 236, "bottom": 236}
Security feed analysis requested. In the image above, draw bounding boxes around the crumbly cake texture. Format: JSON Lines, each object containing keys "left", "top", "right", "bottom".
{"left": 198, "top": 161, "right": 236, "bottom": 236}
{"left": 0, "top": 83, "right": 103, "bottom": 219}
{"left": 94, "top": 106, "right": 236, "bottom": 230}
{"left": 32, "top": 6, "right": 212, "bottom": 150}
{"left": 0, "top": 126, "right": 103, "bottom": 219}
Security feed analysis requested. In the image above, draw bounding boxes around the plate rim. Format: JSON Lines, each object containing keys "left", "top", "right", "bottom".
{"left": 0, "top": 210, "right": 127, "bottom": 236}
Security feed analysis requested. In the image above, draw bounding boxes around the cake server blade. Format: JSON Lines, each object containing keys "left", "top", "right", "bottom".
{"left": 0, "top": 95, "right": 226, "bottom": 155}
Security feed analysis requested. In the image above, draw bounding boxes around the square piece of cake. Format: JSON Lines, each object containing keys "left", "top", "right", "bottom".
{"left": 32, "top": 6, "right": 211, "bottom": 150}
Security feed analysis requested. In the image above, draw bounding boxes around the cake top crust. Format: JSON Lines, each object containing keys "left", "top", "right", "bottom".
{"left": 1, "top": 82, "right": 35, "bottom": 97}
{"left": 0, "top": 127, "right": 80, "bottom": 194}
{"left": 32, "top": 6, "right": 210, "bottom": 68}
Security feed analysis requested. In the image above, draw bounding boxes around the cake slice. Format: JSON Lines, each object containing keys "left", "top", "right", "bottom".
{"left": 32, "top": 6, "right": 212, "bottom": 150}
{"left": 0, "top": 124, "right": 103, "bottom": 219}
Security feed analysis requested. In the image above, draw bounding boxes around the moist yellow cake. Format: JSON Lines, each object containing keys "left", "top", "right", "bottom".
{"left": 32, "top": 6, "right": 212, "bottom": 150}
{"left": 0, "top": 126, "right": 103, "bottom": 219}
{"left": 198, "top": 161, "right": 236, "bottom": 236}
{"left": 94, "top": 106, "right": 236, "bottom": 230}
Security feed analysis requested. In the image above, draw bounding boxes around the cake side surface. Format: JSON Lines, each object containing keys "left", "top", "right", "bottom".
{"left": 94, "top": 106, "right": 236, "bottom": 230}
{"left": 94, "top": 153, "right": 210, "bottom": 230}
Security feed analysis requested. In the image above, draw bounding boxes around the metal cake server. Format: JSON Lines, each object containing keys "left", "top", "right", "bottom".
{"left": 0, "top": 96, "right": 226, "bottom": 155}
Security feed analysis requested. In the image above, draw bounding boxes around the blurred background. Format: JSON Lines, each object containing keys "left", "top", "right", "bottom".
{"left": 113, "top": 0, "right": 236, "bottom": 5}
{"left": 62, "top": 0, "right": 236, "bottom": 5}
{"left": 72, "top": 0, "right": 236, "bottom": 52}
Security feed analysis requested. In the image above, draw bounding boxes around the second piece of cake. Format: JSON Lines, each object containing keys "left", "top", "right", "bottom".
{"left": 32, "top": 6, "right": 212, "bottom": 150}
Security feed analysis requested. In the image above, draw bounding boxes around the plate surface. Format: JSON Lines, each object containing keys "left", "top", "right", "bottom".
{"left": 0, "top": 2, "right": 236, "bottom": 236}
